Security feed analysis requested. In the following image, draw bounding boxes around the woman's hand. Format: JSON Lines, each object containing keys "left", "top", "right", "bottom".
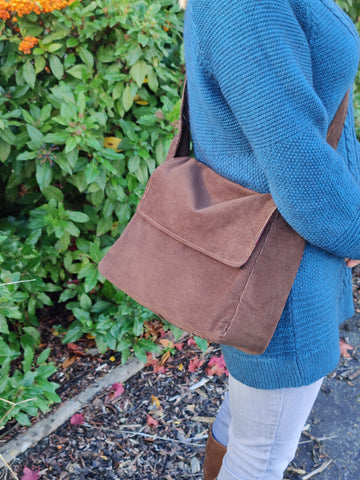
{"left": 345, "top": 258, "right": 360, "bottom": 268}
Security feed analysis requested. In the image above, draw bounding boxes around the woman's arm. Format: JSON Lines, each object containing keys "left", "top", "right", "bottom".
{"left": 192, "top": 0, "right": 360, "bottom": 259}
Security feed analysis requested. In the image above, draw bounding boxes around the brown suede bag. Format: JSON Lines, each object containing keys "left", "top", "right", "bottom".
{"left": 99, "top": 85, "right": 349, "bottom": 354}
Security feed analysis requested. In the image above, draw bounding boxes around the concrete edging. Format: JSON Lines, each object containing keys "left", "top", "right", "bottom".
{"left": 0, "top": 357, "right": 144, "bottom": 469}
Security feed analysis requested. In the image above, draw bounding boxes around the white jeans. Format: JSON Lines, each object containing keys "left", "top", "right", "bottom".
{"left": 213, "top": 374, "right": 323, "bottom": 480}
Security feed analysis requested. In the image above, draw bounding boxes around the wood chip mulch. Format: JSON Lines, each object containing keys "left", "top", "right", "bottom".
{"left": 1, "top": 265, "right": 360, "bottom": 479}
{"left": 3, "top": 342, "right": 228, "bottom": 479}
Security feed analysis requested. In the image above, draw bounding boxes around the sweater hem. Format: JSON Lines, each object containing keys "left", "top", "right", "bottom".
{"left": 221, "top": 344, "right": 340, "bottom": 390}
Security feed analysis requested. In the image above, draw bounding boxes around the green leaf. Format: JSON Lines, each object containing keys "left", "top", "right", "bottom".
{"left": 43, "top": 185, "right": 64, "bottom": 203}
{"left": 59, "top": 288, "right": 77, "bottom": 303}
{"left": 77, "top": 92, "right": 86, "bottom": 115}
{"left": 136, "top": 339, "right": 159, "bottom": 353}
{"left": 85, "top": 161, "right": 99, "bottom": 184}
{"left": 62, "top": 325, "right": 84, "bottom": 344}
{"left": 65, "top": 221, "right": 80, "bottom": 236}
{"left": 36, "top": 162, "right": 53, "bottom": 191}
{"left": 26, "top": 125, "right": 44, "bottom": 148}
{"left": 80, "top": 293, "right": 92, "bottom": 311}
{"left": 96, "top": 216, "right": 113, "bottom": 236}
{"left": 37, "top": 347, "right": 51, "bottom": 365}
{"left": 43, "top": 132, "right": 68, "bottom": 144}
{"left": 122, "top": 85, "right": 133, "bottom": 112}
{"left": 0, "top": 316, "right": 9, "bottom": 334}
{"left": 23, "top": 62, "right": 36, "bottom": 89}
{"left": 66, "top": 37, "right": 79, "bottom": 47}
{"left": 194, "top": 336, "right": 209, "bottom": 353}
{"left": 14, "top": 412, "right": 31, "bottom": 426}
{"left": 42, "top": 29, "right": 69, "bottom": 44}
{"left": 84, "top": 264, "right": 98, "bottom": 293}
{"left": 0, "top": 128, "right": 16, "bottom": 145}
{"left": 133, "top": 343, "right": 147, "bottom": 364}
{"left": 130, "top": 60, "right": 148, "bottom": 88}
{"left": 89, "top": 241, "right": 102, "bottom": 263}
{"left": 46, "top": 43, "right": 63, "bottom": 53}
{"left": 147, "top": 68, "right": 159, "bottom": 93}
{"left": 66, "top": 65, "right": 85, "bottom": 79}
{"left": 135, "top": 161, "right": 149, "bottom": 184}
{"left": 49, "top": 56, "right": 64, "bottom": 80}
{"left": 65, "top": 136, "right": 78, "bottom": 153}
{"left": 67, "top": 211, "right": 89, "bottom": 223}
{"left": 133, "top": 316, "right": 144, "bottom": 337}
{"left": 23, "top": 345, "right": 34, "bottom": 372}
{"left": 78, "top": 47, "right": 94, "bottom": 67}
{"left": 0, "top": 140, "right": 11, "bottom": 163}
{"left": 34, "top": 56, "right": 46, "bottom": 74}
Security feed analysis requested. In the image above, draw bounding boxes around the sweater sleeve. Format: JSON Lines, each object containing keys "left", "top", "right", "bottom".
{"left": 197, "top": 0, "right": 360, "bottom": 259}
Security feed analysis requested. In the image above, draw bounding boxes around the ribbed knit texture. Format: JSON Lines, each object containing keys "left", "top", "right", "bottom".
{"left": 183, "top": 0, "right": 360, "bottom": 388}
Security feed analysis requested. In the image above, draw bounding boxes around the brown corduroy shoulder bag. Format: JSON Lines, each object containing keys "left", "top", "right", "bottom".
{"left": 99, "top": 85, "right": 349, "bottom": 354}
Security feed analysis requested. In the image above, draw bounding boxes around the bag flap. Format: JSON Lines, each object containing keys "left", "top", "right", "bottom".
{"left": 138, "top": 156, "right": 277, "bottom": 268}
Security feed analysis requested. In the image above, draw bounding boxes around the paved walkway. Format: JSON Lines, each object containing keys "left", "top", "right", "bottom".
{"left": 288, "top": 314, "right": 360, "bottom": 480}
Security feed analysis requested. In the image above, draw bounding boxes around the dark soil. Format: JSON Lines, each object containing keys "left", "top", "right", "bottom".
{"left": 1, "top": 269, "right": 360, "bottom": 480}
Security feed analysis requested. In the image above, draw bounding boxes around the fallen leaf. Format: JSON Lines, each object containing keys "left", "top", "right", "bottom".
{"left": 160, "top": 350, "right": 171, "bottom": 365}
{"left": 144, "top": 320, "right": 164, "bottom": 337}
{"left": 159, "top": 339, "right": 174, "bottom": 349}
{"left": 62, "top": 355, "right": 76, "bottom": 369}
{"left": 111, "top": 382, "right": 125, "bottom": 398}
{"left": 147, "top": 414, "right": 159, "bottom": 427}
{"left": 103, "top": 136, "right": 122, "bottom": 152}
{"left": 175, "top": 342, "right": 184, "bottom": 351}
{"left": 70, "top": 413, "right": 84, "bottom": 425}
{"left": 151, "top": 395, "right": 161, "bottom": 409}
{"left": 206, "top": 354, "right": 229, "bottom": 376}
{"left": 67, "top": 343, "right": 86, "bottom": 356}
{"left": 187, "top": 337, "right": 197, "bottom": 347}
{"left": 146, "top": 353, "right": 167, "bottom": 374}
{"left": 340, "top": 339, "right": 354, "bottom": 358}
{"left": 188, "top": 356, "right": 204, "bottom": 373}
{"left": 21, "top": 467, "right": 41, "bottom": 480}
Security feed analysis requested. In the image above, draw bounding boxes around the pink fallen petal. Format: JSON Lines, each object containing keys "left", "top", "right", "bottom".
{"left": 111, "top": 382, "right": 125, "bottom": 398}
{"left": 187, "top": 337, "right": 197, "bottom": 347}
{"left": 21, "top": 467, "right": 41, "bottom": 480}
{"left": 206, "top": 354, "right": 229, "bottom": 376}
{"left": 188, "top": 356, "right": 205, "bottom": 373}
{"left": 147, "top": 414, "right": 159, "bottom": 427}
{"left": 70, "top": 413, "right": 84, "bottom": 425}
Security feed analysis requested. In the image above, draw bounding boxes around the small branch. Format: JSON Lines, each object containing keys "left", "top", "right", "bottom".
{"left": 0, "top": 398, "right": 36, "bottom": 427}
{"left": 299, "top": 434, "right": 338, "bottom": 445}
{"left": 0, "top": 454, "right": 19, "bottom": 480}
{"left": 302, "top": 460, "right": 332, "bottom": 480}
{"left": 117, "top": 430, "right": 206, "bottom": 446}
{"left": 0, "top": 279, "right": 36, "bottom": 287}
{"left": 83, "top": 424, "right": 205, "bottom": 447}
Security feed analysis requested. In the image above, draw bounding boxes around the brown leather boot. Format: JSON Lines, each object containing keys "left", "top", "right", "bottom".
{"left": 203, "top": 428, "right": 227, "bottom": 480}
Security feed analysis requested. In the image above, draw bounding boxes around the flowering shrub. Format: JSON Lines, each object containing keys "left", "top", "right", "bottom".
{"left": 1, "top": 0, "right": 79, "bottom": 56}
{"left": 0, "top": 0, "right": 184, "bottom": 427}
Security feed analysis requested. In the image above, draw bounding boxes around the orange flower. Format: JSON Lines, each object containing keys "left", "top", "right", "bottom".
{"left": 19, "top": 36, "right": 38, "bottom": 54}
{"left": 0, "top": 0, "right": 79, "bottom": 20}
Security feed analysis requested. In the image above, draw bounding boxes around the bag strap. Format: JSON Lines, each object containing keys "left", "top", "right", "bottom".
{"left": 167, "top": 78, "right": 350, "bottom": 159}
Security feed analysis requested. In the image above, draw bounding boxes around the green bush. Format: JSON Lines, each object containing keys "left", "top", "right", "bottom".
{"left": 0, "top": 0, "right": 184, "bottom": 426}
{"left": 1, "top": 0, "right": 360, "bottom": 428}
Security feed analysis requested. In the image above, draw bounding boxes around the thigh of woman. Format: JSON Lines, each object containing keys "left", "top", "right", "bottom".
{"left": 217, "top": 374, "right": 323, "bottom": 480}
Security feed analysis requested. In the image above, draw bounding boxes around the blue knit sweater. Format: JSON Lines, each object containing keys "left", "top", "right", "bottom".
{"left": 183, "top": 0, "right": 360, "bottom": 388}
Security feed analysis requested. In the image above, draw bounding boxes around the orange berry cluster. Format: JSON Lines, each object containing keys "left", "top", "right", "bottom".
{"left": 18, "top": 35, "right": 38, "bottom": 54}
{"left": 0, "top": 0, "right": 78, "bottom": 20}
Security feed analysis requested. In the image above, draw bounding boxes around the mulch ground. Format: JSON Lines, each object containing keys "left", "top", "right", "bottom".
{"left": 1, "top": 267, "right": 360, "bottom": 480}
